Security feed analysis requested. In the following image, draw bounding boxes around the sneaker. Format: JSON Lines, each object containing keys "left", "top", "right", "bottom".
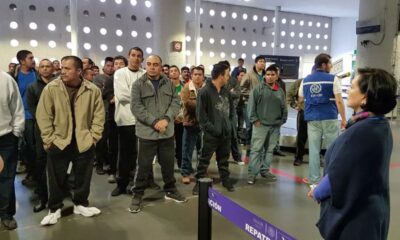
{"left": 96, "top": 167, "right": 105, "bottom": 175}
{"left": 310, "top": 184, "right": 318, "bottom": 190}
{"left": 165, "top": 191, "right": 188, "bottom": 203}
{"left": 107, "top": 174, "right": 116, "bottom": 183}
{"left": 222, "top": 180, "right": 235, "bottom": 192}
{"left": 129, "top": 195, "right": 143, "bottom": 213}
{"left": 293, "top": 160, "right": 303, "bottom": 166}
{"left": 192, "top": 182, "right": 199, "bottom": 195}
{"left": 261, "top": 172, "right": 277, "bottom": 181}
{"left": 273, "top": 150, "right": 286, "bottom": 156}
{"left": 148, "top": 181, "right": 161, "bottom": 190}
{"left": 1, "top": 217, "right": 18, "bottom": 230}
{"left": 234, "top": 160, "right": 245, "bottom": 166}
{"left": 73, "top": 205, "right": 101, "bottom": 217}
{"left": 247, "top": 177, "right": 255, "bottom": 185}
{"left": 182, "top": 176, "right": 191, "bottom": 184}
{"left": 40, "top": 209, "right": 61, "bottom": 226}
{"left": 302, "top": 178, "right": 310, "bottom": 184}
{"left": 111, "top": 187, "right": 126, "bottom": 197}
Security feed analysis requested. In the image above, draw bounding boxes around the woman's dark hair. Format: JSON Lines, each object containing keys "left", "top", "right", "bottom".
{"left": 357, "top": 68, "right": 398, "bottom": 115}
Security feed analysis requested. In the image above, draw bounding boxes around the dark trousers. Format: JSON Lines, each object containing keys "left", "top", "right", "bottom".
{"left": 21, "top": 119, "right": 36, "bottom": 177}
{"left": 174, "top": 123, "right": 183, "bottom": 168}
{"left": 108, "top": 119, "right": 118, "bottom": 175}
{"left": 47, "top": 142, "right": 95, "bottom": 212}
{"left": 0, "top": 133, "right": 18, "bottom": 218}
{"left": 34, "top": 125, "right": 48, "bottom": 202}
{"left": 133, "top": 137, "right": 177, "bottom": 196}
{"left": 181, "top": 126, "right": 201, "bottom": 176}
{"left": 117, "top": 125, "right": 137, "bottom": 189}
{"left": 95, "top": 120, "right": 109, "bottom": 169}
{"left": 195, "top": 132, "right": 230, "bottom": 180}
{"left": 295, "top": 110, "right": 308, "bottom": 161}
{"left": 230, "top": 116, "right": 241, "bottom": 162}
{"left": 236, "top": 105, "right": 244, "bottom": 139}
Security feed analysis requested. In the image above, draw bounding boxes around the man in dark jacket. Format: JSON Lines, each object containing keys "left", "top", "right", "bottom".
{"left": 129, "top": 55, "right": 187, "bottom": 213}
{"left": 192, "top": 62, "right": 235, "bottom": 195}
{"left": 27, "top": 59, "right": 54, "bottom": 212}
{"left": 247, "top": 65, "right": 287, "bottom": 184}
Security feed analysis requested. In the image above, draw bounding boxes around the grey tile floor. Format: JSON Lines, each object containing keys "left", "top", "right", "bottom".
{"left": 1, "top": 120, "right": 400, "bottom": 240}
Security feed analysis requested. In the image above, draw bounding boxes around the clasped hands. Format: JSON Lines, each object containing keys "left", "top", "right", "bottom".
{"left": 154, "top": 119, "right": 169, "bottom": 134}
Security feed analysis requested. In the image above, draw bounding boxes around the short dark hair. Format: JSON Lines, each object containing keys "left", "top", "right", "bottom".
{"left": 16, "top": 50, "right": 33, "bottom": 63}
{"left": 238, "top": 58, "right": 244, "bottom": 62}
{"left": 357, "top": 68, "right": 398, "bottom": 115}
{"left": 218, "top": 60, "right": 230, "bottom": 68}
{"left": 266, "top": 65, "right": 279, "bottom": 73}
{"left": 191, "top": 66, "right": 205, "bottom": 75}
{"left": 128, "top": 47, "right": 144, "bottom": 57}
{"left": 211, "top": 62, "right": 230, "bottom": 79}
{"left": 113, "top": 55, "right": 128, "bottom": 66}
{"left": 181, "top": 66, "right": 190, "bottom": 72}
{"left": 235, "top": 69, "right": 246, "bottom": 78}
{"left": 61, "top": 56, "right": 83, "bottom": 70}
{"left": 169, "top": 65, "right": 180, "bottom": 72}
{"left": 163, "top": 64, "right": 170, "bottom": 69}
{"left": 104, "top": 57, "right": 114, "bottom": 63}
{"left": 83, "top": 57, "right": 94, "bottom": 67}
{"left": 92, "top": 65, "right": 99, "bottom": 70}
{"left": 255, "top": 55, "right": 265, "bottom": 63}
{"left": 314, "top": 53, "right": 332, "bottom": 68}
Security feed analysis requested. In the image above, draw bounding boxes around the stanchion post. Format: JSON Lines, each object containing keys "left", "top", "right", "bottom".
{"left": 198, "top": 178, "right": 213, "bottom": 240}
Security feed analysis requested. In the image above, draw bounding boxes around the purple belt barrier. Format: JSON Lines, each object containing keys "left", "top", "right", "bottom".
{"left": 208, "top": 187, "right": 296, "bottom": 240}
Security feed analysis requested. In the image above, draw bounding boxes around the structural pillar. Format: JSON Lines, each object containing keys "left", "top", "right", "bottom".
{"left": 69, "top": 0, "right": 79, "bottom": 56}
{"left": 153, "top": 0, "right": 186, "bottom": 66}
{"left": 272, "top": 6, "right": 281, "bottom": 55}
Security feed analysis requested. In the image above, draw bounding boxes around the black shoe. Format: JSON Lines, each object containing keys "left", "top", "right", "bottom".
{"left": 1, "top": 217, "right": 17, "bottom": 230}
{"left": 222, "top": 180, "right": 235, "bottom": 192}
{"left": 165, "top": 191, "right": 187, "bottom": 203}
{"left": 293, "top": 160, "right": 303, "bottom": 166}
{"left": 33, "top": 201, "right": 47, "bottom": 213}
{"left": 148, "top": 181, "right": 161, "bottom": 190}
{"left": 260, "top": 172, "right": 277, "bottom": 182}
{"left": 111, "top": 187, "right": 126, "bottom": 197}
{"left": 273, "top": 150, "right": 286, "bottom": 156}
{"left": 96, "top": 167, "right": 105, "bottom": 175}
{"left": 192, "top": 182, "right": 199, "bottom": 195}
{"left": 129, "top": 195, "right": 143, "bottom": 213}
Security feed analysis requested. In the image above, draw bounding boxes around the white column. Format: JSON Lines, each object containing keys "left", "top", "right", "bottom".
{"left": 69, "top": 0, "right": 79, "bottom": 56}
{"left": 194, "top": 0, "right": 201, "bottom": 65}
{"left": 272, "top": 6, "right": 281, "bottom": 55}
{"left": 153, "top": 0, "right": 186, "bottom": 66}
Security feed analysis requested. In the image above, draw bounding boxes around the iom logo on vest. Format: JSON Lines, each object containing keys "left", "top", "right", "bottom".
{"left": 310, "top": 83, "right": 323, "bottom": 98}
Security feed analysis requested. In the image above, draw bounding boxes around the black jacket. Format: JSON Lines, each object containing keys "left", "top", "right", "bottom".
{"left": 27, "top": 76, "right": 50, "bottom": 120}
{"left": 196, "top": 81, "right": 234, "bottom": 139}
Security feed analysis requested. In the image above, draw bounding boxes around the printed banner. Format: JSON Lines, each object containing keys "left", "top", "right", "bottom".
{"left": 208, "top": 188, "right": 296, "bottom": 240}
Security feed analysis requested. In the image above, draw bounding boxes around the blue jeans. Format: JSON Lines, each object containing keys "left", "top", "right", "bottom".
{"left": 248, "top": 125, "right": 280, "bottom": 178}
{"left": 307, "top": 120, "right": 339, "bottom": 184}
{"left": 0, "top": 132, "right": 19, "bottom": 218}
{"left": 181, "top": 126, "right": 201, "bottom": 177}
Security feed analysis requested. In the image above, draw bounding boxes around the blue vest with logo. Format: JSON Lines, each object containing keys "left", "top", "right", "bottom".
{"left": 303, "top": 70, "right": 338, "bottom": 121}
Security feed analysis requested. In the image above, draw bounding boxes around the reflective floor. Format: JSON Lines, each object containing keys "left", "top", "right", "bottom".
{"left": 1, "top": 120, "right": 400, "bottom": 240}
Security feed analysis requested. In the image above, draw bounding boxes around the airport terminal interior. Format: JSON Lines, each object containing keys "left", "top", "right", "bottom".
{"left": 1, "top": 0, "right": 400, "bottom": 239}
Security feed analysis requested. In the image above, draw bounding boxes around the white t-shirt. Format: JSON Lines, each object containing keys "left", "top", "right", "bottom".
{"left": 298, "top": 76, "right": 342, "bottom": 97}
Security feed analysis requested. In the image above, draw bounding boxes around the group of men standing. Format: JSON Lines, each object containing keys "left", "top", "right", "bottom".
{"left": 0, "top": 48, "right": 345, "bottom": 229}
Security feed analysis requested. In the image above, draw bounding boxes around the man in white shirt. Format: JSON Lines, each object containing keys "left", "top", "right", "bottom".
{"left": 0, "top": 71, "right": 25, "bottom": 230}
{"left": 112, "top": 47, "right": 158, "bottom": 196}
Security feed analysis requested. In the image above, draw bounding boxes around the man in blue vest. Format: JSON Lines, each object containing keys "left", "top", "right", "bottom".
{"left": 299, "top": 53, "right": 346, "bottom": 187}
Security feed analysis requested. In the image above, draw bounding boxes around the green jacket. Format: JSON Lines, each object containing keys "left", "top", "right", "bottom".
{"left": 286, "top": 79, "right": 304, "bottom": 110}
{"left": 249, "top": 82, "right": 287, "bottom": 126}
{"left": 130, "top": 73, "right": 180, "bottom": 140}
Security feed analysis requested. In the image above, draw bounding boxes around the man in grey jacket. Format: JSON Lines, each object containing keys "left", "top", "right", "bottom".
{"left": 247, "top": 65, "right": 287, "bottom": 185}
{"left": 129, "top": 55, "right": 187, "bottom": 213}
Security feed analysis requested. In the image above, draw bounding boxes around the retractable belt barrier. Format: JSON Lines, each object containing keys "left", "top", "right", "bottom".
{"left": 198, "top": 178, "right": 296, "bottom": 240}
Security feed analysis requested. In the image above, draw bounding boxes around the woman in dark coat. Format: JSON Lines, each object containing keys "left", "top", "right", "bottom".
{"left": 308, "top": 68, "right": 398, "bottom": 240}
